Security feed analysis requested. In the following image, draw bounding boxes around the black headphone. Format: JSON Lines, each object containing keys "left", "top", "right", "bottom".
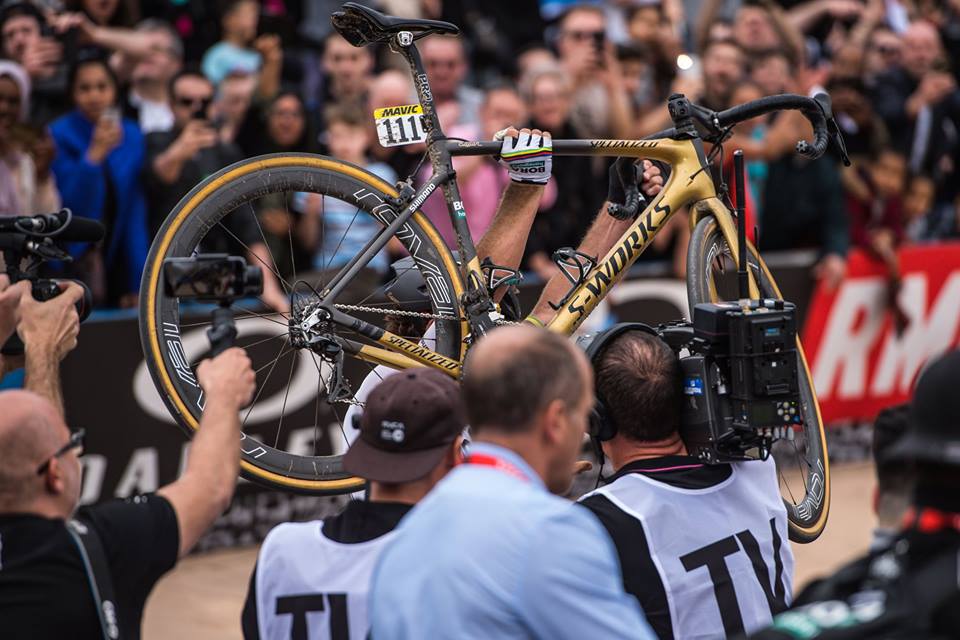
{"left": 579, "top": 322, "right": 662, "bottom": 442}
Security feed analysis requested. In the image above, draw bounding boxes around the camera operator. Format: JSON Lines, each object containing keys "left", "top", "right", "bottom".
{"left": 750, "top": 350, "right": 960, "bottom": 639}
{"left": 145, "top": 67, "right": 287, "bottom": 312}
{"left": 576, "top": 325, "right": 793, "bottom": 640}
{"left": 0, "top": 313, "right": 256, "bottom": 640}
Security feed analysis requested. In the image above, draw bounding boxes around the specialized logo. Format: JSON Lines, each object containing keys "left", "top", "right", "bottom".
{"left": 566, "top": 202, "right": 669, "bottom": 320}
{"left": 589, "top": 140, "right": 660, "bottom": 149}
{"left": 384, "top": 334, "right": 459, "bottom": 371}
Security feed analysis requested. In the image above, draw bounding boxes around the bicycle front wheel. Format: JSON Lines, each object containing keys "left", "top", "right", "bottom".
{"left": 687, "top": 215, "right": 830, "bottom": 543}
{"left": 139, "top": 153, "right": 465, "bottom": 495}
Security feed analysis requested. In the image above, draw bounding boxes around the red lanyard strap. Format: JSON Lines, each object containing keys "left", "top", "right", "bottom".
{"left": 465, "top": 453, "right": 530, "bottom": 483}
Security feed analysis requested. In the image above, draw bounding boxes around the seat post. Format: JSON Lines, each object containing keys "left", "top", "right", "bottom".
{"left": 389, "top": 31, "right": 485, "bottom": 306}
{"left": 391, "top": 32, "right": 443, "bottom": 143}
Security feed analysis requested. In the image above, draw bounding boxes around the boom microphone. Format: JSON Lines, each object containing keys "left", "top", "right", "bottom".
{"left": 0, "top": 209, "right": 105, "bottom": 242}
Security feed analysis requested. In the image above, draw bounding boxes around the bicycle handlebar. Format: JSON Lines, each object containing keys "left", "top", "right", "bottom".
{"left": 714, "top": 93, "right": 831, "bottom": 160}
{"left": 445, "top": 93, "right": 849, "bottom": 166}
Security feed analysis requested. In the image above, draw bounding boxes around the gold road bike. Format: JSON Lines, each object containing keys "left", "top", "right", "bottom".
{"left": 140, "top": 3, "right": 849, "bottom": 542}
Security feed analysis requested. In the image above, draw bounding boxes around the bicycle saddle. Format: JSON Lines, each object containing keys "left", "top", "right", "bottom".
{"left": 331, "top": 2, "right": 459, "bottom": 47}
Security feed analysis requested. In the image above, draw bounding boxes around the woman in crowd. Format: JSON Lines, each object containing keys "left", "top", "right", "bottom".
{"left": 49, "top": 56, "right": 148, "bottom": 307}
{"left": 0, "top": 61, "right": 60, "bottom": 216}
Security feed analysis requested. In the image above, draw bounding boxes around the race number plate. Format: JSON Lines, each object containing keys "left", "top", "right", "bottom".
{"left": 374, "top": 104, "right": 427, "bottom": 148}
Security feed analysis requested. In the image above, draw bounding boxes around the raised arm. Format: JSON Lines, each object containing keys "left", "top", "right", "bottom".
{"left": 158, "top": 347, "right": 255, "bottom": 557}
{"left": 531, "top": 161, "right": 663, "bottom": 324}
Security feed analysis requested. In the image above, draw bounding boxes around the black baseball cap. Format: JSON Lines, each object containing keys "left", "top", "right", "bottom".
{"left": 343, "top": 368, "right": 466, "bottom": 483}
{"left": 884, "top": 350, "right": 960, "bottom": 465}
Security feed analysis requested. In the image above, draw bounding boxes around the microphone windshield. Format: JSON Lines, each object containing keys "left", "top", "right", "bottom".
{"left": 58, "top": 216, "right": 105, "bottom": 242}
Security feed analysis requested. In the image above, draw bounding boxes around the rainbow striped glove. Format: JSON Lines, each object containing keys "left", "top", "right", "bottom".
{"left": 495, "top": 128, "right": 553, "bottom": 185}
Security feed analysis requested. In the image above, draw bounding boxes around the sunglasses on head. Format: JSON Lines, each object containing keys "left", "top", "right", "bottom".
{"left": 36, "top": 428, "right": 86, "bottom": 476}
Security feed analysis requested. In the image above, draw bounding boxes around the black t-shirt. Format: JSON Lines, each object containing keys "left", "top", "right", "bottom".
{"left": 143, "top": 131, "right": 258, "bottom": 252}
{"left": 241, "top": 500, "right": 412, "bottom": 639}
{"left": 0, "top": 494, "right": 180, "bottom": 640}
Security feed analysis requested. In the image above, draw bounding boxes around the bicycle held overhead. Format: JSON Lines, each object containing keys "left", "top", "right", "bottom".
{"left": 139, "top": 1, "right": 849, "bottom": 542}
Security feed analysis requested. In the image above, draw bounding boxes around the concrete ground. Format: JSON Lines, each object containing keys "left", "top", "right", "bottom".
{"left": 143, "top": 462, "right": 877, "bottom": 639}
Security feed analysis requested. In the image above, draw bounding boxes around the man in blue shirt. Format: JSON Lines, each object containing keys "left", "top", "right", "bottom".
{"left": 369, "top": 325, "right": 655, "bottom": 639}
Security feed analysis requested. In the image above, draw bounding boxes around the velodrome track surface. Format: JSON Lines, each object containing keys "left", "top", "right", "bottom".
{"left": 143, "top": 462, "right": 876, "bottom": 639}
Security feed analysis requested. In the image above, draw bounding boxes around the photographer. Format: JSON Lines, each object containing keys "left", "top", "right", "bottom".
{"left": 0, "top": 329, "right": 256, "bottom": 640}
{"left": 145, "top": 68, "right": 287, "bottom": 312}
{"left": 575, "top": 325, "right": 793, "bottom": 640}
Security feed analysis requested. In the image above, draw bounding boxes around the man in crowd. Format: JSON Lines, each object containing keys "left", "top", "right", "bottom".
{"left": 576, "top": 325, "right": 793, "bottom": 639}
{"left": 121, "top": 19, "right": 183, "bottom": 135}
{"left": 369, "top": 325, "right": 656, "bottom": 639}
{"left": 699, "top": 38, "right": 746, "bottom": 112}
{"left": 241, "top": 368, "right": 466, "bottom": 639}
{"left": 751, "top": 350, "right": 960, "bottom": 639}
{"left": 419, "top": 35, "right": 483, "bottom": 128}
{"left": 144, "top": 67, "right": 287, "bottom": 311}
{"left": 555, "top": 5, "right": 633, "bottom": 138}
{"left": 320, "top": 31, "right": 374, "bottom": 112}
{"left": 0, "top": 274, "right": 257, "bottom": 639}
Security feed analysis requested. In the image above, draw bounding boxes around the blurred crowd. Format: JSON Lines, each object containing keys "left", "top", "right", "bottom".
{"left": 0, "top": 0, "right": 958, "bottom": 309}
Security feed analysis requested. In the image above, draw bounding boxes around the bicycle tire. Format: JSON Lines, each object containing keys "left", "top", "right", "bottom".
{"left": 139, "top": 153, "right": 465, "bottom": 495}
{"left": 687, "top": 215, "right": 830, "bottom": 543}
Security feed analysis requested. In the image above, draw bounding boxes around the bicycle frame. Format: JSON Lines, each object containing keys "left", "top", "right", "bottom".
{"left": 317, "top": 34, "right": 764, "bottom": 377}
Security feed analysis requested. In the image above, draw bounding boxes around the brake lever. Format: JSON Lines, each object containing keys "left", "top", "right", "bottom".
{"left": 827, "top": 117, "right": 851, "bottom": 167}
{"left": 607, "top": 158, "right": 647, "bottom": 221}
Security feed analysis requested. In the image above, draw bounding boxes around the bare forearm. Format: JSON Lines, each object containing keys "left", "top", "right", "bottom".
{"left": 24, "top": 349, "right": 63, "bottom": 417}
{"left": 531, "top": 204, "right": 632, "bottom": 323}
{"left": 159, "top": 395, "right": 240, "bottom": 556}
{"left": 152, "top": 147, "right": 188, "bottom": 185}
{"left": 695, "top": 0, "right": 726, "bottom": 52}
{"left": 90, "top": 25, "right": 155, "bottom": 59}
{"left": 787, "top": 0, "right": 830, "bottom": 33}
{"left": 257, "top": 62, "right": 282, "bottom": 101}
{"left": 477, "top": 182, "right": 544, "bottom": 271}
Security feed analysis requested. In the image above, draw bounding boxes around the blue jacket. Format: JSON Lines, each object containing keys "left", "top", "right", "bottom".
{"left": 50, "top": 110, "right": 149, "bottom": 293}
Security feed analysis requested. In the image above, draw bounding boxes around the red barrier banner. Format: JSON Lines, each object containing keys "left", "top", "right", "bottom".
{"left": 802, "top": 243, "right": 960, "bottom": 422}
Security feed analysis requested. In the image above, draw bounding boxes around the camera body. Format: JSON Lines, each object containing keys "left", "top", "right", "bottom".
{"left": 1, "top": 278, "right": 92, "bottom": 356}
{"left": 668, "top": 300, "right": 801, "bottom": 463}
{"left": 163, "top": 254, "right": 263, "bottom": 301}
{"left": 162, "top": 254, "right": 263, "bottom": 356}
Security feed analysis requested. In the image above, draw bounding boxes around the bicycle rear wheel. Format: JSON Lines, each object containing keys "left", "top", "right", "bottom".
{"left": 687, "top": 215, "right": 830, "bottom": 543}
{"left": 139, "top": 153, "right": 465, "bottom": 495}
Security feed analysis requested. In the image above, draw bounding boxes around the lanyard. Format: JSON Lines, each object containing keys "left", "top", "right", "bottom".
{"left": 465, "top": 453, "right": 530, "bottom": 483}
{"left": 902, "top": 507, "right": 960, "bottom": 534}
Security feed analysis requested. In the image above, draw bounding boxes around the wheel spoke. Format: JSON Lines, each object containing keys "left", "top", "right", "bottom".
{"left": 322, "top": 203, "right": 364, "bottom": 276}
{"left": 273, "top": 348, "right": 298, "bottom": 448}
{"left": 244, "top": 340, "right": 289, "bottom": 426}
{"left": 218, "top": 213, "right": 294, "bottom": 298}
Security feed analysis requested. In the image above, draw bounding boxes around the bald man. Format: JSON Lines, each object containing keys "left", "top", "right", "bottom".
{"left": 0, "top": 347, "right": 255, "bottom": 640}
{"left": 369, "top": 326, "right": 656, "bottom": 640}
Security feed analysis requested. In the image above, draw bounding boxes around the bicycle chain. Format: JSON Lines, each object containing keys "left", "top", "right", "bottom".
{"left": 332, "top": 303, "right": 518, "bottom": 325}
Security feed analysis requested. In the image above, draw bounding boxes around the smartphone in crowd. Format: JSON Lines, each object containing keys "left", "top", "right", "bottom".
{"left": 100, "top": 107, "right": 120, "bottom": 126}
